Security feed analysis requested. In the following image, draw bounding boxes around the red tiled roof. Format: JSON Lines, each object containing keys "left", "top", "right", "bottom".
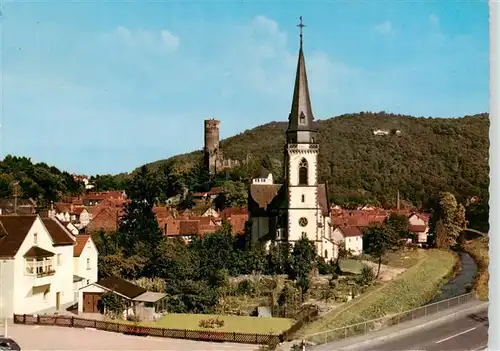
{"left": 73, "top": 235, "right": 91, "bottom": 257}
{"left": 54, "top": 202, "right": 71, "bottom": 213}
{"left": 337, "top": 226, "right": 363, "bottom": 237}
{"left": 41, "top": 218, "right": 75, "bottom": 246}
{"left": 219, "top": 207, "right": 248, "bottom": 218}
{"left": 153, "top": 206, "right": 172, "bottom": 219}
{"left": 179, "top": 220, "right": 199, "bottom": 235}
{"left": 410, "top": 225, "right": 427, "bottom": 233}
{"left": 0, "top": 215, "right": 37, "bottom": 258}
{"left": 86, "top": 205, "right": 124, "bottom": 233}
{"left": 83, "top": 191, "right": 125, "bottom": 201}
{"left": 72, "top": 207, "right": 86, "bottom": 215}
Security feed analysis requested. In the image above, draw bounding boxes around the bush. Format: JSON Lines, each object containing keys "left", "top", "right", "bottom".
{"left": 317, "top": 258, "right": 336, "bottom": 275}
{"left": 199, "top": 317, "right": 225, "bottom": 329}
{"left": 237, "top": 279, "right": 257, "bottom": 297}
{"left": 101, "top": 292, "right": 127, "bottom": 319}
{"left": 357, "top": 266, "right": 375, "bottom": 286}
{"left": 132, "top": 277, "right": 166, "bottom": 292}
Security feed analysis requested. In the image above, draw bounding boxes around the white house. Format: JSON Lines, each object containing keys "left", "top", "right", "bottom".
{"left": 0, "top": 215, "right": 76, "bottom": 319}
{"left": 72, "top": 235, "right": 99, "bottom": 301}
{"left": 331, "top": 226, "right": 364, "bottom": 257}
{"left": 409, "top": 213, "right": 430, "bottom": 244}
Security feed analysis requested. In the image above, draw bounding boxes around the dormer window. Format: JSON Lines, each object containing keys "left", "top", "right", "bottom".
{"left": 299, "top": 112, "right": 306, "bottom": 124}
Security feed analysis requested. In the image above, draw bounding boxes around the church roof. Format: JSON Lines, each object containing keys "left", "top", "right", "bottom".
{"left": 248, "top": 183, "right": 329, "bottom": 217}
{"left": 248, "top": 184, "right": 283, "bottom": 211}
{"left": 287, "top": 23, "right": 316, "bottom": 135}
{"left": 317, "top": 184, "right": 329, "bottom": 217}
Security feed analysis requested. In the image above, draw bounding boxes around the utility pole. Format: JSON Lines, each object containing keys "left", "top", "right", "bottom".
{"left": 397, "top": 189, "right": 400, "bottom": 211}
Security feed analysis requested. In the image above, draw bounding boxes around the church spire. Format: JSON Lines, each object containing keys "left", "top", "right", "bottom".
{"left": 287, "top": 16, "right": 317, "bottom": 144}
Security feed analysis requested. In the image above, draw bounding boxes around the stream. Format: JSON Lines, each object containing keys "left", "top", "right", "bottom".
{"left": 427, "top": 251, "right": 478, "bottom": 304}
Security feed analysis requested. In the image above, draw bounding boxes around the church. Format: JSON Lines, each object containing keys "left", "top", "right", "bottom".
{"left": 248, "top": 18, "right": 335, "bottom": 260}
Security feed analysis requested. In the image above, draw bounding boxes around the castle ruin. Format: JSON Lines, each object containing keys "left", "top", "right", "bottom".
{"left": 203, "top": 118, "right": 240, "bottom": 175}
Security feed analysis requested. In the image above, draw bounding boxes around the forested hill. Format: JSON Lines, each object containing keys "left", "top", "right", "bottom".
{"left": 148, "top": 111, "right": 490, "bottom": 209}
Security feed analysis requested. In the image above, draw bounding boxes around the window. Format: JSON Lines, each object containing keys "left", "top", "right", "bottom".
{"left": 324, "top": 250, "right": 328, "bottom": 259}
{"left": 301, "top": 194, "right": 305, "bottom": 203}
{"left": 299, "top": 111, "right": 306, "bottom": 124}
{"left": 298, "top": 158, "right": 308, "bottom": 185}
{"left": 33, "top": 233, "right": 38, "bottom": 245}
{"left": 86, "top": 258, "right": 91, "bottom": 270}
{"left": 302, "top": 232, "right": 307, "bottom": 238}
{"left": 87, "top": 279, "right": 90, "bottom": 285}
{"left": 57, "top": 254, "right": 62, "bottom": 266}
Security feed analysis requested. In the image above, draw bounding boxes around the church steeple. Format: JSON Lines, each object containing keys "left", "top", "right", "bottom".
{"left": 286, "top": 16, "right": 317, "bottom": 144}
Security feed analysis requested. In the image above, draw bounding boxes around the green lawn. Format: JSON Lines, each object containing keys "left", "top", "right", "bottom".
{"left": 294, "top": 249, "right": 456, "bottom": 339}
{"left": 339, "top": 259, "right": 366, "bottom": 275}
{"left": 141, "top": 314, "right": 294, "bottom": 335}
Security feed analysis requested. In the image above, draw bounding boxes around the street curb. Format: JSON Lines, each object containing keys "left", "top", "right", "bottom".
{"left": 335, "top": 302, "right": 489, "bottom": 350}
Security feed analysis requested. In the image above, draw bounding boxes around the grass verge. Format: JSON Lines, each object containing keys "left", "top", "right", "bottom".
{"left": 339, "top": 259, "right": 366, "bottom": 275}
{"left": 109, "top": 314, "right": 294, "bottom": 335}
{"left": 462, "top": 236, "right": 489, "bottom": 301}
{"left": 293, "top": 249, "right": 456, "bottom": 338}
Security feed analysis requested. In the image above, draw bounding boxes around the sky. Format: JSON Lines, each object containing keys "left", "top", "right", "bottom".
{"left": 1, "top": 0, "right": 490, "bottom": 175}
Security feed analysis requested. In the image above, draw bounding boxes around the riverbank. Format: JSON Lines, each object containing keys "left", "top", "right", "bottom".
{"left": 293, "top": 249, "right": 456, "bottom": 338}
{"left": 427, "top": 251, "right": 478, "bottom": 303}
{"left": 461, "top": 236, "right": 489, "bottom": 301}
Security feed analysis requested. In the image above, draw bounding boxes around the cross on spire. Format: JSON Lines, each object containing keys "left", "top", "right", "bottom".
{"left": 297, "top": 16, "right": 306, "bottom": 47}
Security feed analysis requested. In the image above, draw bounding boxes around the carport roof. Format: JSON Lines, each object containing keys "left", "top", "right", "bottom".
{"left": 133, "top": 292, "right": 167, "bottom": 303}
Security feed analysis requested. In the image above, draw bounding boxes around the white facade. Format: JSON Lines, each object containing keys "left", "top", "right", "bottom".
{"left": 78, "top": 209, "right": 92, "bottom": 227}
{"left": 74, "top": 238, "right": 99, "bottom": 287}
{"left": 287, "top": 145, "right": 320, "bottom": 243}
{"left": 409, "top": 214, "right": 429, "bottom": 243}
{"left": 332, "top": 227, "right": 363, "bottom": 256}
{"left": 0, "top": 217, "right": 75, "bottom": 318}
{"left": 252, "top": 173, "right": 274, "bottom": 185}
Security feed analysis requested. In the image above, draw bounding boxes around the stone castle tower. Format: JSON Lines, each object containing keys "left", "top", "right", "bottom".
{"left": 204, "top": 118, "right": 220, "bottom": 175}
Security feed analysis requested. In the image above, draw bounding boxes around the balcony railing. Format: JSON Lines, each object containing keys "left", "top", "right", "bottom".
{"left": 25, "top": 258, "right": 56, "bottom": 277}
{"left": 287, "top": 143, "right": 319, "bottom": 150}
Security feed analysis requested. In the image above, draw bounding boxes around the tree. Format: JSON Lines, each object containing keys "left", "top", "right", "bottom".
{"left": 266, "top": 242, "right": 292, "bottom": 275}
{"left": 385, "top": 213, "right": 411, "bottom": 240}
{"left": 213, "top": 181, "right": 248, "bottom": 210}
{"left": 117, "top": 166, "right": 164, "bottom": 266}
{"left": 466, "top": 196, "right": 489, "bottom": 233}
{"left": 363, "top": 225, "right": 401, "bottom": 278}
{"left": 289, "top": 236, "right": 317, "bottom": 299}
{"left": 429, "top": 192, "right": 468, "bottom": 249}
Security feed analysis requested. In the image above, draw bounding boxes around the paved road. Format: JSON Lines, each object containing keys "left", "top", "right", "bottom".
{"left": 2, "top": 324, "right": 257, "bottom": 351}
{"left": 348, "top": 309, "right": 489, "bottom": 351}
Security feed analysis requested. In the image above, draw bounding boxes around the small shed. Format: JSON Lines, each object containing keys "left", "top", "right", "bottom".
{"left": 78, "top": 276, "right": 167, "bottom": 321}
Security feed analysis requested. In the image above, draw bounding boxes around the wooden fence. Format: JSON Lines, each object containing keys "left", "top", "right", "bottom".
{"left": 13, "top": 314, "right": 280, "bottom": 345}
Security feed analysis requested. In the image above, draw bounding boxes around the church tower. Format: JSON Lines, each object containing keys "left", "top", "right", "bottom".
{"left": 285, "top": 17, "right": 321, "bottom": 244}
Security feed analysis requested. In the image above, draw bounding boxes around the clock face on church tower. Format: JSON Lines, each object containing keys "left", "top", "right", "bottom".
{"left": 299, "top": 217, "right": 308, "bottom": 227}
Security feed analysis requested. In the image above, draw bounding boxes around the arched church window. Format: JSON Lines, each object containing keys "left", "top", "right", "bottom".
{"left": 299, "top": 111, "right": 306, "bottom": 124}
{"left": 298, "top": 158, "right": 308, "bottom": 185}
